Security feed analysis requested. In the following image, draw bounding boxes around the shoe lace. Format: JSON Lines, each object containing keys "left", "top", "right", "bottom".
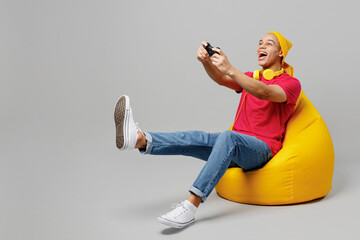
{"left": 163, "top": 202, "right": 195, "bottom": 221}
{"left": 166, "top": 202, "right": 188, "bottom": 219}
{"left": 171, "top": 202, "right": 185, "bottom": 209}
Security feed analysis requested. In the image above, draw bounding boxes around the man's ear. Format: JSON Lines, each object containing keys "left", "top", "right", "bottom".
{"left": 279, "top": 50, "right": 284, "bottom": 58}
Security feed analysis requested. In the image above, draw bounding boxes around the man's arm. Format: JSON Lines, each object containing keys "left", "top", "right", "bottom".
{"left": 197, "top": 42, "right": 242, "bottom": 92}
{"left": 211, "top": 48, "right": 287, "bottom": 103}
{"left": 228, "top": 68, "right": 287, "bottom": 102}
{"left": 202, "top": 61, "right": 243, "bottom": 92}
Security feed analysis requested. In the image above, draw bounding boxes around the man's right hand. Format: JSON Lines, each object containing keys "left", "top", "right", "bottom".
{"left": 197, "top": 41, "right": 211, "bottom": 63}
{"left": 196, "top": 41, "right": 243, "bottom": 92}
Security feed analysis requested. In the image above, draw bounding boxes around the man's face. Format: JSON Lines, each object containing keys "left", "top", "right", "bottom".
{"left": 257, "top": 33, "right": 283, "bottom": 69}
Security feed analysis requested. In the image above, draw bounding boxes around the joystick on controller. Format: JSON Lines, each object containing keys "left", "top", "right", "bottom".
{"left": 203, "top": 42, "right": 220, "bottom": 56}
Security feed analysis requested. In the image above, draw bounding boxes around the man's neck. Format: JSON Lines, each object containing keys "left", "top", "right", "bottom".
{"left": 262, "top": 62, "right": 282, "bottom": 72}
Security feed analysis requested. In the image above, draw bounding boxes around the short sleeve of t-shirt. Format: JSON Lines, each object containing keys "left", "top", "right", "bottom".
{"left": 276, "top": 77, "right": 301, "bottom": 105}
{"left": 236, "top": 72, "right": 301, "bottom": 103}
{"left": 244, "top": 71, "right": 253, "bottom": 78}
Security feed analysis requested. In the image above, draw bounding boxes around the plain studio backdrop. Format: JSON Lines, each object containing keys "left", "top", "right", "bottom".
{"left": 1, "top": 0, "right": 359, "bottom": 239}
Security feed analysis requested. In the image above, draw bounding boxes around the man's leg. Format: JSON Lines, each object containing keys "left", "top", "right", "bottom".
{"left": 189, "top": 130, "right": 272, "bottom": 202}
{"left": 114, "top": 95, "right": 271, "bottom": 228}
{"left": 139, "top": 131, "right": 220, "bottom": 161}
{"left": 158, "top": 130, "right": 272, "bottom": 228}
{"left": 114, "top": 95, "right": 219, "bottom": 161}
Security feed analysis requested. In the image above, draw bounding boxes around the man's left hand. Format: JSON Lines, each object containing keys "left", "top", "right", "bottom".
{"left": 210, "top": 48, "right": 234, "bottom": 76}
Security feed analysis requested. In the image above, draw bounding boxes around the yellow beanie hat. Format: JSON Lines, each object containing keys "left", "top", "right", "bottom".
{"left": 268, "top": 31, "right": 294, "bottom": 77}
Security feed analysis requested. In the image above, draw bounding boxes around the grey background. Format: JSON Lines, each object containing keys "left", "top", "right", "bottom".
{"left": 1, "top": 0, "right": 359, "bottom": 239}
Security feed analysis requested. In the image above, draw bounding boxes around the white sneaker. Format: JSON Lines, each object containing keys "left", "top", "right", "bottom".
{"left": 114, "top": 95, "right": 141, "bottom": 150}
{"left": 157, "top": 200, "right": 197, "bottom": 229}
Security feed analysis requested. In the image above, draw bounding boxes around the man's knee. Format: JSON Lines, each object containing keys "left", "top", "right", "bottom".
{"left": 222, "top": 130, "right": 236, "bottom": 136}
{"left": 217, "top": 130, "right": 237, "bottom": 143}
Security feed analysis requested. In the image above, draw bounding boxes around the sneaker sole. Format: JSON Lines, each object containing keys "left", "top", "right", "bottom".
{"left": 157, "top": 216, "right": 195, "bottom": 229}
{"left": 114, "top": 95, "right": 130, "bottom": 149}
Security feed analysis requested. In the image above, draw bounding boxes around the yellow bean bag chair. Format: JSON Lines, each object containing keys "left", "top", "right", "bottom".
{"left": 215, "top": 91, "right": 335, "bottom": 205}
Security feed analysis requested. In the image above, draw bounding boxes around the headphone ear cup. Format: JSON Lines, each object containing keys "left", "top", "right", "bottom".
{"left": 263, "top": 69, "right": 275, "bottom": 80}
{"left": 253, "top": 70, "right": 260, "bottom": 80}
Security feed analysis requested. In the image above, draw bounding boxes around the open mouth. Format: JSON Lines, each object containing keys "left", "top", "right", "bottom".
{"left": 258, "top": 51, "right": 267, "bottom": 60}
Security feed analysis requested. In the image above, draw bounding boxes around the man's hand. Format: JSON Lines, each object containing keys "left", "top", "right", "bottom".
{"left": 197, "top": 42, "right": 243, "bottom": 92}
{"left": 210, "top": 48, "right": 234, "bottom": 76}
{"left": 197, "top": 41, "right": 211, "bottom": 63}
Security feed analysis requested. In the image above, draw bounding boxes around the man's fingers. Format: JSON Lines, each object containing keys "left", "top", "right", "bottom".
{"left": 201, "top": 47, "right": 208, "bottom": 55}
{"left": 211, "top": 56, "right": 219, "bottom": 64}
{"left": 199, "top": 43, "right": 208, "bottom": 55}
{"left": 211, "top": 52, "right": 221, "bottom": 60}
{"left": 197, "top": 46, "right": 210, "bottom": 63}
{"left": 199, "top": 51, "right": 208, "bottom": 59}
{"left": 197, "top": 45, "right": 209, "bottom": 59}
{"left": 212, "top": 48, "right": 222, "bottom": 55}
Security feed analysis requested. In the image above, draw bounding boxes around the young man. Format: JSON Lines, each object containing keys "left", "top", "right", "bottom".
{"left": 114, "top": 31, "right": 301, "bottom": 229}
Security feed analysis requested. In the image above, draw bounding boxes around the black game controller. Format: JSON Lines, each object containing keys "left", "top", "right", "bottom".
{"left": 203, "top": 42, "right": 220, "bottom": 56}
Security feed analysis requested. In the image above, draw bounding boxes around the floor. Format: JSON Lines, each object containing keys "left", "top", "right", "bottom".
{"left": 2, "top": 138, "right": 359, "bottom": 240}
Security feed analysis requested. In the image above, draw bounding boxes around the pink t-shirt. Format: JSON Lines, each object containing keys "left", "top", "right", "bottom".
{"left": 232, "top": 72, "right": 301, "bottom": 156}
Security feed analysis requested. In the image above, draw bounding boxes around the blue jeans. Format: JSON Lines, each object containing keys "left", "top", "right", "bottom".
{"left": 140, "top": 130, "right": 272, "bottom": 202}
